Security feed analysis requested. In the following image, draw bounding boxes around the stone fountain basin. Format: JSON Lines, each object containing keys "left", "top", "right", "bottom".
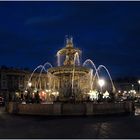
{"left": 7, "top": 101, "right": 134, "bottom": 116}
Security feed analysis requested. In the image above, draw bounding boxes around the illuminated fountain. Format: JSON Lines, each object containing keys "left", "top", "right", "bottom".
{"left": 25, "top": 37, "right": 116, "bottom": 102}
{"left": 47, "top": 37, "right": 91, "bottom": 101}
{"left": 8, "top": 36, "right": 135, "bottom": 116}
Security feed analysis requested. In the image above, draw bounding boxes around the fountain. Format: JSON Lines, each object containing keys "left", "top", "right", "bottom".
{"left": 24, "top": 37, "right": 117, "bottom": 102}
{"left": 47, "top": 37, "right": 91, "bottom": 101}
{"left": 7, "top": 36, "right": 134, "bottom": 116}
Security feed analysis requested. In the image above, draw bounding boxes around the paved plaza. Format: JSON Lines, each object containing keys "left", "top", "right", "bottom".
{"left": 0, "top": 106, "right": 140, "bottom": 138}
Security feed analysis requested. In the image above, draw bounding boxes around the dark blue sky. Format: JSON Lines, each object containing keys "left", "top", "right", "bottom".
{"left": 0, "top": 1, "right": 140, "bottom": 78}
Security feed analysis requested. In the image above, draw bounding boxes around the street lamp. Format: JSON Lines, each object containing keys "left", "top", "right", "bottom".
{"left": 98, "top": 79, "right": 105, "bottom": 94}
{"left": 118, "top": 90, "right": 121, "bottom": 93}
{"left": 28, "top": 82, "right": 32, "bottom": 87}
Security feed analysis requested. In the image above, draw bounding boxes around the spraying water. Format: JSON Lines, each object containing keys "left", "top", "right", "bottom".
{"left": 57, "top": 51, "right": 61, "bottom": 66}
{"left": 97, "top": 65, "right": 116, "bottom": 93}
{"left": 83, "top": 59, "right": 99, "bottom": 89}
{"left": 92, "top": 70, "right": 100, "bottom": 84}
{"left": 75, "top": 52, "right": 80, "bottom": 66}
{"left": 82, "top": 59, "right": 99, "bottom": 78}
{"left": 72, "top": 52, "right": 79, "bottom": 96}
{"left": 25, "top": 65, "right": 44, "bottom": 91}
{"left": 43, "top": 62, "right": 53, "bottom": 70}
{"left": 37, "top": 62, "right": 53, "bottom": 90}
{"left": 89, "top": 69, "right": 93, "bottom": 90}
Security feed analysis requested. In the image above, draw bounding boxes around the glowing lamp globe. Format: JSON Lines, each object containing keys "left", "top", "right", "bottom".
{"left": 98, "top": 79, "right": 105, "bottom": 87}
{"left": 28, "top": 82, "right": 32, "bottom": 87}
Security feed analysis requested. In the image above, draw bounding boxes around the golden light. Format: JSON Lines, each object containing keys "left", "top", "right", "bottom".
{"left": 46, "top": 89, "right": 51, "bottom": 92}
{"left": 51, "top": 91, "right": 59, "bottom": 97}
{"left": 28, "top": 82, "right": 32, "bottom": 87}
{"left": 103, "top": 91, "right": 110, "bottom": 98}
{"left": 87, "top": 90, "right": 99, "bottom": 100}
{"left": 98, "top": 79, "right": 105, "bottom": 87}
{"left": 118, "top": 90, "right": 121, "bottom": 93}
{"left": 34, "top": 88, "right": 37, "bottom": 92}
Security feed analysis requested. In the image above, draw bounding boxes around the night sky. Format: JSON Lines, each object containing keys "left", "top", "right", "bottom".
{"left": 0, "top": 1, "right": 140, "bottom": 78}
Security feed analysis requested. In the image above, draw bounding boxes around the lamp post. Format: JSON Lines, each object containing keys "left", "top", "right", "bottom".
{"left": 28, "top": 82, "right": 32, "bottom": 87}
{"left": 98, "top": 79, "right": 105, "bottom": 94}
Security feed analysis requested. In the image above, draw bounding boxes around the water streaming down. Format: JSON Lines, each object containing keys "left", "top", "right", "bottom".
{"left": 75, "top": 52, "right": 80, "bottom": 66}
{"left": 57, "top": 51, "right": 61, "bottom": 66}
{"left": 25, "top": 65, "right": 44, "bottom": 91}
{"left": 89, "top": 69, "right": 93, "bottom": 90}
{"left": 83, "top": 59, "right": 99, "bottom": 90}
{"left": 97, "top": 65, "right": 116, "bottom": 93}
{"left": 83, "top": 59, "right": 99, "bottom": 79}
{"left": 37, "top": 62, "right": 53, "bottom": 90}
{"left": 72, "top": 52, "right": 79, "bottom": 95}
{"left": 47, "top": 72, "right": 51, "bottom": 91}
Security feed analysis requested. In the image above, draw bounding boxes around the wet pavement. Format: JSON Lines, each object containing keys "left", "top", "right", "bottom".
{"left": 0, "top": 106, "right": 140, "bottom": 138}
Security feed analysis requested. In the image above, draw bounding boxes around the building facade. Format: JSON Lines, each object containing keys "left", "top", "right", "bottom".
{"left": 0, "top": 67, "right": 48, "bottom": 101}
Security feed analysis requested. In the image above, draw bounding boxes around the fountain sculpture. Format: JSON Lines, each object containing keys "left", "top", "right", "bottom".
{"left": 25, "top": 37, "right": 116, "bottom": 102}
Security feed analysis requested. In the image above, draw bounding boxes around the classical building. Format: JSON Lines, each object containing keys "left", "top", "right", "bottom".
{"left": 0, "top": 67, "right": 48, "bottom": 101}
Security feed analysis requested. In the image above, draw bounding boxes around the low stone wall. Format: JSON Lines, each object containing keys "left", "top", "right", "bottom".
{"left": 7, "top": 101, "right": 134, "bottom": 116}
{"left": 90, "top": 102, "right": 128, "bottom": 115}
{"left": 17, "top": 103, "right": 61, "bottom": 116}
{"left": 62, "top": 103, "right": 86, "bottom": 115}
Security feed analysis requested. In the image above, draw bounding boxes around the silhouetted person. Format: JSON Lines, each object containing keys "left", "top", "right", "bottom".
{"left": 98, "top": 93, "right": 103, "bottom": 102}
{"left": 35, "top": 91, "right": 40, "bottom": 104}
{"left": 109, "top": 92, "right": 115, "bottom": 102}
